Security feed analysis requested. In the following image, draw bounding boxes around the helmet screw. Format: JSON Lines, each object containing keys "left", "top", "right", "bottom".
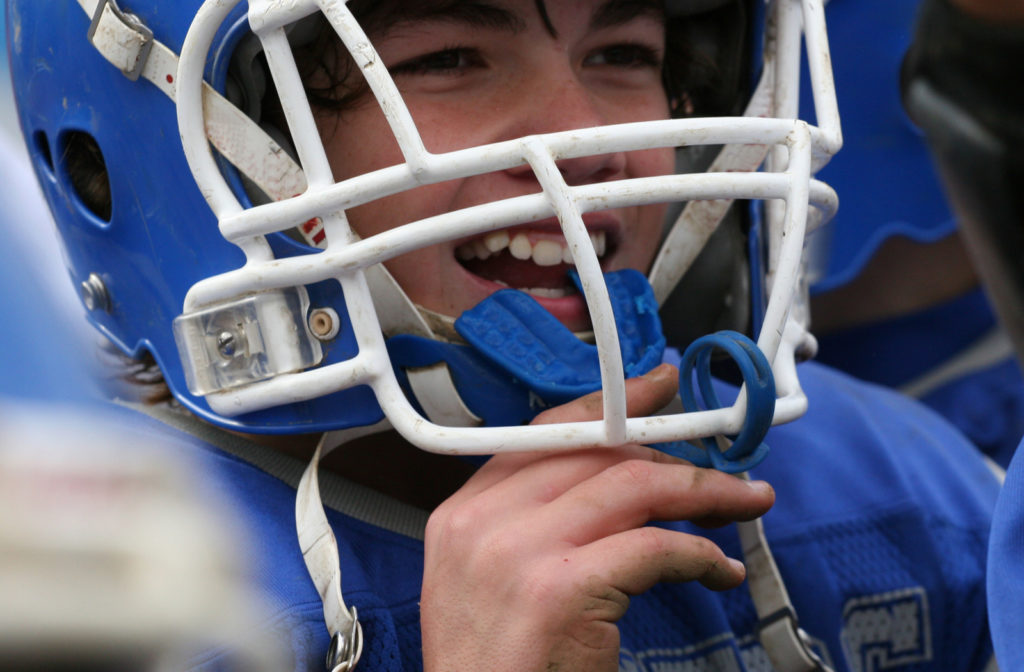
{"left": 216, "top": 331, "right": 239, "bottom": 359}
{"left": 309, "top": 308, "right": 341, "bottom": 341}
{"left": 80, "top": 273, "right": 110, "bottom": 313}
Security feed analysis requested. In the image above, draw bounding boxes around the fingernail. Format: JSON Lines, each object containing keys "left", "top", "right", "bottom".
{"left": 746, "top": 479, "right": 773, "bottom": 494}
{"left": 641, "top": 363, "right": 671, "bottom": 380}
{"left": 728, "top": 558, "right": 746, "bottom": 575}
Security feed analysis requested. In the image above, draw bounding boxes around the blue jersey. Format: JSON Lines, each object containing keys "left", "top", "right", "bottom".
{"left": 988, "top": 437, "right": 1024, "bottom": 670}
{"left": 130, "top": 361, "right": 998, "bottom": 671}
{"left": 816, "top": 288, "right": 1024, "bottom": 468}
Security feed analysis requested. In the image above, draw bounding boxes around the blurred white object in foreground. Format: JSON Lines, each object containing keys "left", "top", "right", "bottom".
{"left": 0, "top": 402, "right": 289, "bottom": 670}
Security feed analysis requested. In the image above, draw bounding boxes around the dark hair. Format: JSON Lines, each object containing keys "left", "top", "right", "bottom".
{"left": 62, "top": 131, "right": 113, "bottom": 221}
{"left": 96, "top": 342, "right": 175, "bottom": 405}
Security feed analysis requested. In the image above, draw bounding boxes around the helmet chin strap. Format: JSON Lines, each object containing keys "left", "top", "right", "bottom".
{"left": 362, "top": 264, "right": 488, "bottom": 428}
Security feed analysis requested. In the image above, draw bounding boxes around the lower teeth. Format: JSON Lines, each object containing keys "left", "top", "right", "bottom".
{"left": 526, "top": 287, "right": 569, "bottom": 298}
{"left": 487, "top": 278, "right": 570, "bottom": 299}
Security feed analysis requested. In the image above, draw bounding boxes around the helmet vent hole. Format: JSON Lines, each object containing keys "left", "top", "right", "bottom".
{"left": 59, "top": 131, "right": 112, "bottom": 223}
{"left": 32, "top": 130, "right": 54, "bottom": 174}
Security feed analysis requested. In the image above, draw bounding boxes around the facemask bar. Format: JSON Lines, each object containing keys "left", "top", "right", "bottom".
{"left": 175, "top": 0, "right": 839, "bottom": 455}
{"left": 764, "top": 0, "right": 841, "bottom": 351}
{"left": 651, "top": 0, "right": 840, "bottom": 342}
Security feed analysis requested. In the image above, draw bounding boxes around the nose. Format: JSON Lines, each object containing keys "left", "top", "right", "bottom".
{"left": 502, "top": 69, "right": 628, "bottom": 186}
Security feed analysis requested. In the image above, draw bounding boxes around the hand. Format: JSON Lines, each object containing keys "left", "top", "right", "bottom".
{"left": 420, "top": 363, "right": 775, "bottom": 672}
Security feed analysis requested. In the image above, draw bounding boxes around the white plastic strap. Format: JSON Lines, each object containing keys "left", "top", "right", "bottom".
{"left": 899, "top": 327, "right": 1014, "bottom": 399}
{"left": 78, "top": 0, "right": 321, "bottom": 247}
{"left": 87, "top": 0, "right": 153, "bottom": 80}
{"left": 739, "top": 515, "right": 830, "bottom": 671}
{"left": 407, "top": 364, "right": 484, "bottom": 427}
{"left": 731, "top": 458, "right": 832, "bottom": 672}
{"left": 297, "top": 437, "right": 364, "bottom": 671}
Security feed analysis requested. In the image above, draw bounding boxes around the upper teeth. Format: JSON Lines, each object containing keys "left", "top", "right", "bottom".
{"left": 456, "top": 230, "right": 607, "bottom": 265}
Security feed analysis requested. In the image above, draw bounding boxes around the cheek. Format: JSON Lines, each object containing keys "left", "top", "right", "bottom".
{"left": 318, "top": 105, "right": 474, "bottom": 313}
{"left": 321, "top": 103, "right": 402, "bottom": 185}
{"left": 623, "top": 147, "right": 676, "bottom": 270}
{"left": 633, "top": 145, "right": 675, "bottom": 178}
{"left": 322, "top": 108, "right": 452, "bottom": 238}
{"left": 381, "top": 247, "right": 448, "bottom": 308}
{"left": 407, "top": 100, "right": 504, "bottom": 155}
{"left": 628, "top": 204, "right": 668, "bottom": 273}
{"left": 339, "top": 182, "right": 467, "bottom": 311}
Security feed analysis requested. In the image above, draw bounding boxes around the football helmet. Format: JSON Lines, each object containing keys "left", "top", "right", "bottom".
{"left": 6, "top": 0, "right": 839, "bottom": 461}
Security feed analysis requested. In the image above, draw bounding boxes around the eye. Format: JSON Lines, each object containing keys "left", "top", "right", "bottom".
{"left": 390, "top": 47, "right": 485, "bottom": 76}
{"left": 585, "top": 43, "right": 662, "bottom": 69}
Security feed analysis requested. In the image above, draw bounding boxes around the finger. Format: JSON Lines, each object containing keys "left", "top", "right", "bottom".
{"left": 568, "top": 525, "right": 747, "bottom": 600}
{"left": 545, "top": 461, "right": 774, "bottom": 545}
{"left": 530, "top": 363, "right": 679, "bottom": 426}
{"left": 430, "top": 445, "right": 666, "bottom": 531}
{"left": 445, "top": 364, "right": 682, "bottom": 506}
{"left": 440, "top": 440, "right": 695, "bottom": 519}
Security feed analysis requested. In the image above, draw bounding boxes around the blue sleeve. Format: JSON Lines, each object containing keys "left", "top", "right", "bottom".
{"left": 988, "top": 437, "right": 1024, "bottom": 670}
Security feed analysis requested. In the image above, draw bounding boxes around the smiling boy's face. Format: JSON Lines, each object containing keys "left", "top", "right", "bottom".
{"left": 321, "top": 0, "right": 674, "bottom": 332}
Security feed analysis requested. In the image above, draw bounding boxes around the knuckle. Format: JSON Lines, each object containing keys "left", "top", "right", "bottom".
{"left": 426, "top": 499, "right": 483, "bottom": 545}
{"left": 426, "top": 501, "right": 525, "bottom": 573}
{"left": 680, "top": 464, "right": 732, "bottom": 498}
{"left": 634, "top": 525, "right": 668, "bottom": 556}
{"left": 606, "top": 458, "right": 656, "bottom": 490}
{"left": 682, "top": 464, "right": 711, "bottom": 490}
{"left": 691, "top": 535, "right": 722, "bottom": 561}
{"left": 644, "top": 445, "right": 687, "bottom": 466}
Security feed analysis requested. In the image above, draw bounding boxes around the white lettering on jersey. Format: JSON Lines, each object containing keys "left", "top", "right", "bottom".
{"left": 619, "top": 587, "right": 931, "bottom": 671}
{"left": 840, "top": 587, "right": 932, "bottom": 671}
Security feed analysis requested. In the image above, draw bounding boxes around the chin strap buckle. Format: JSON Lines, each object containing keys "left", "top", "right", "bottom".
{"left": 326, "top": 606, "right": 364, "bottom": 672}
{"left": 87, "top": 0, "right": 154, "bottom": 81}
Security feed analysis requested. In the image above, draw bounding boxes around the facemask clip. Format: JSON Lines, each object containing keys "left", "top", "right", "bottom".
{"left": 173, "top": 287, "right": 323, "bottom": 396}
{"left": 87, "top": 0, "right": 155, "bottom": 81}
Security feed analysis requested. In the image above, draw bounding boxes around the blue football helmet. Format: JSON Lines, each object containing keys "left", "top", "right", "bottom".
{"left": 6, "top": 0, "right": 841, "bottom": 462}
